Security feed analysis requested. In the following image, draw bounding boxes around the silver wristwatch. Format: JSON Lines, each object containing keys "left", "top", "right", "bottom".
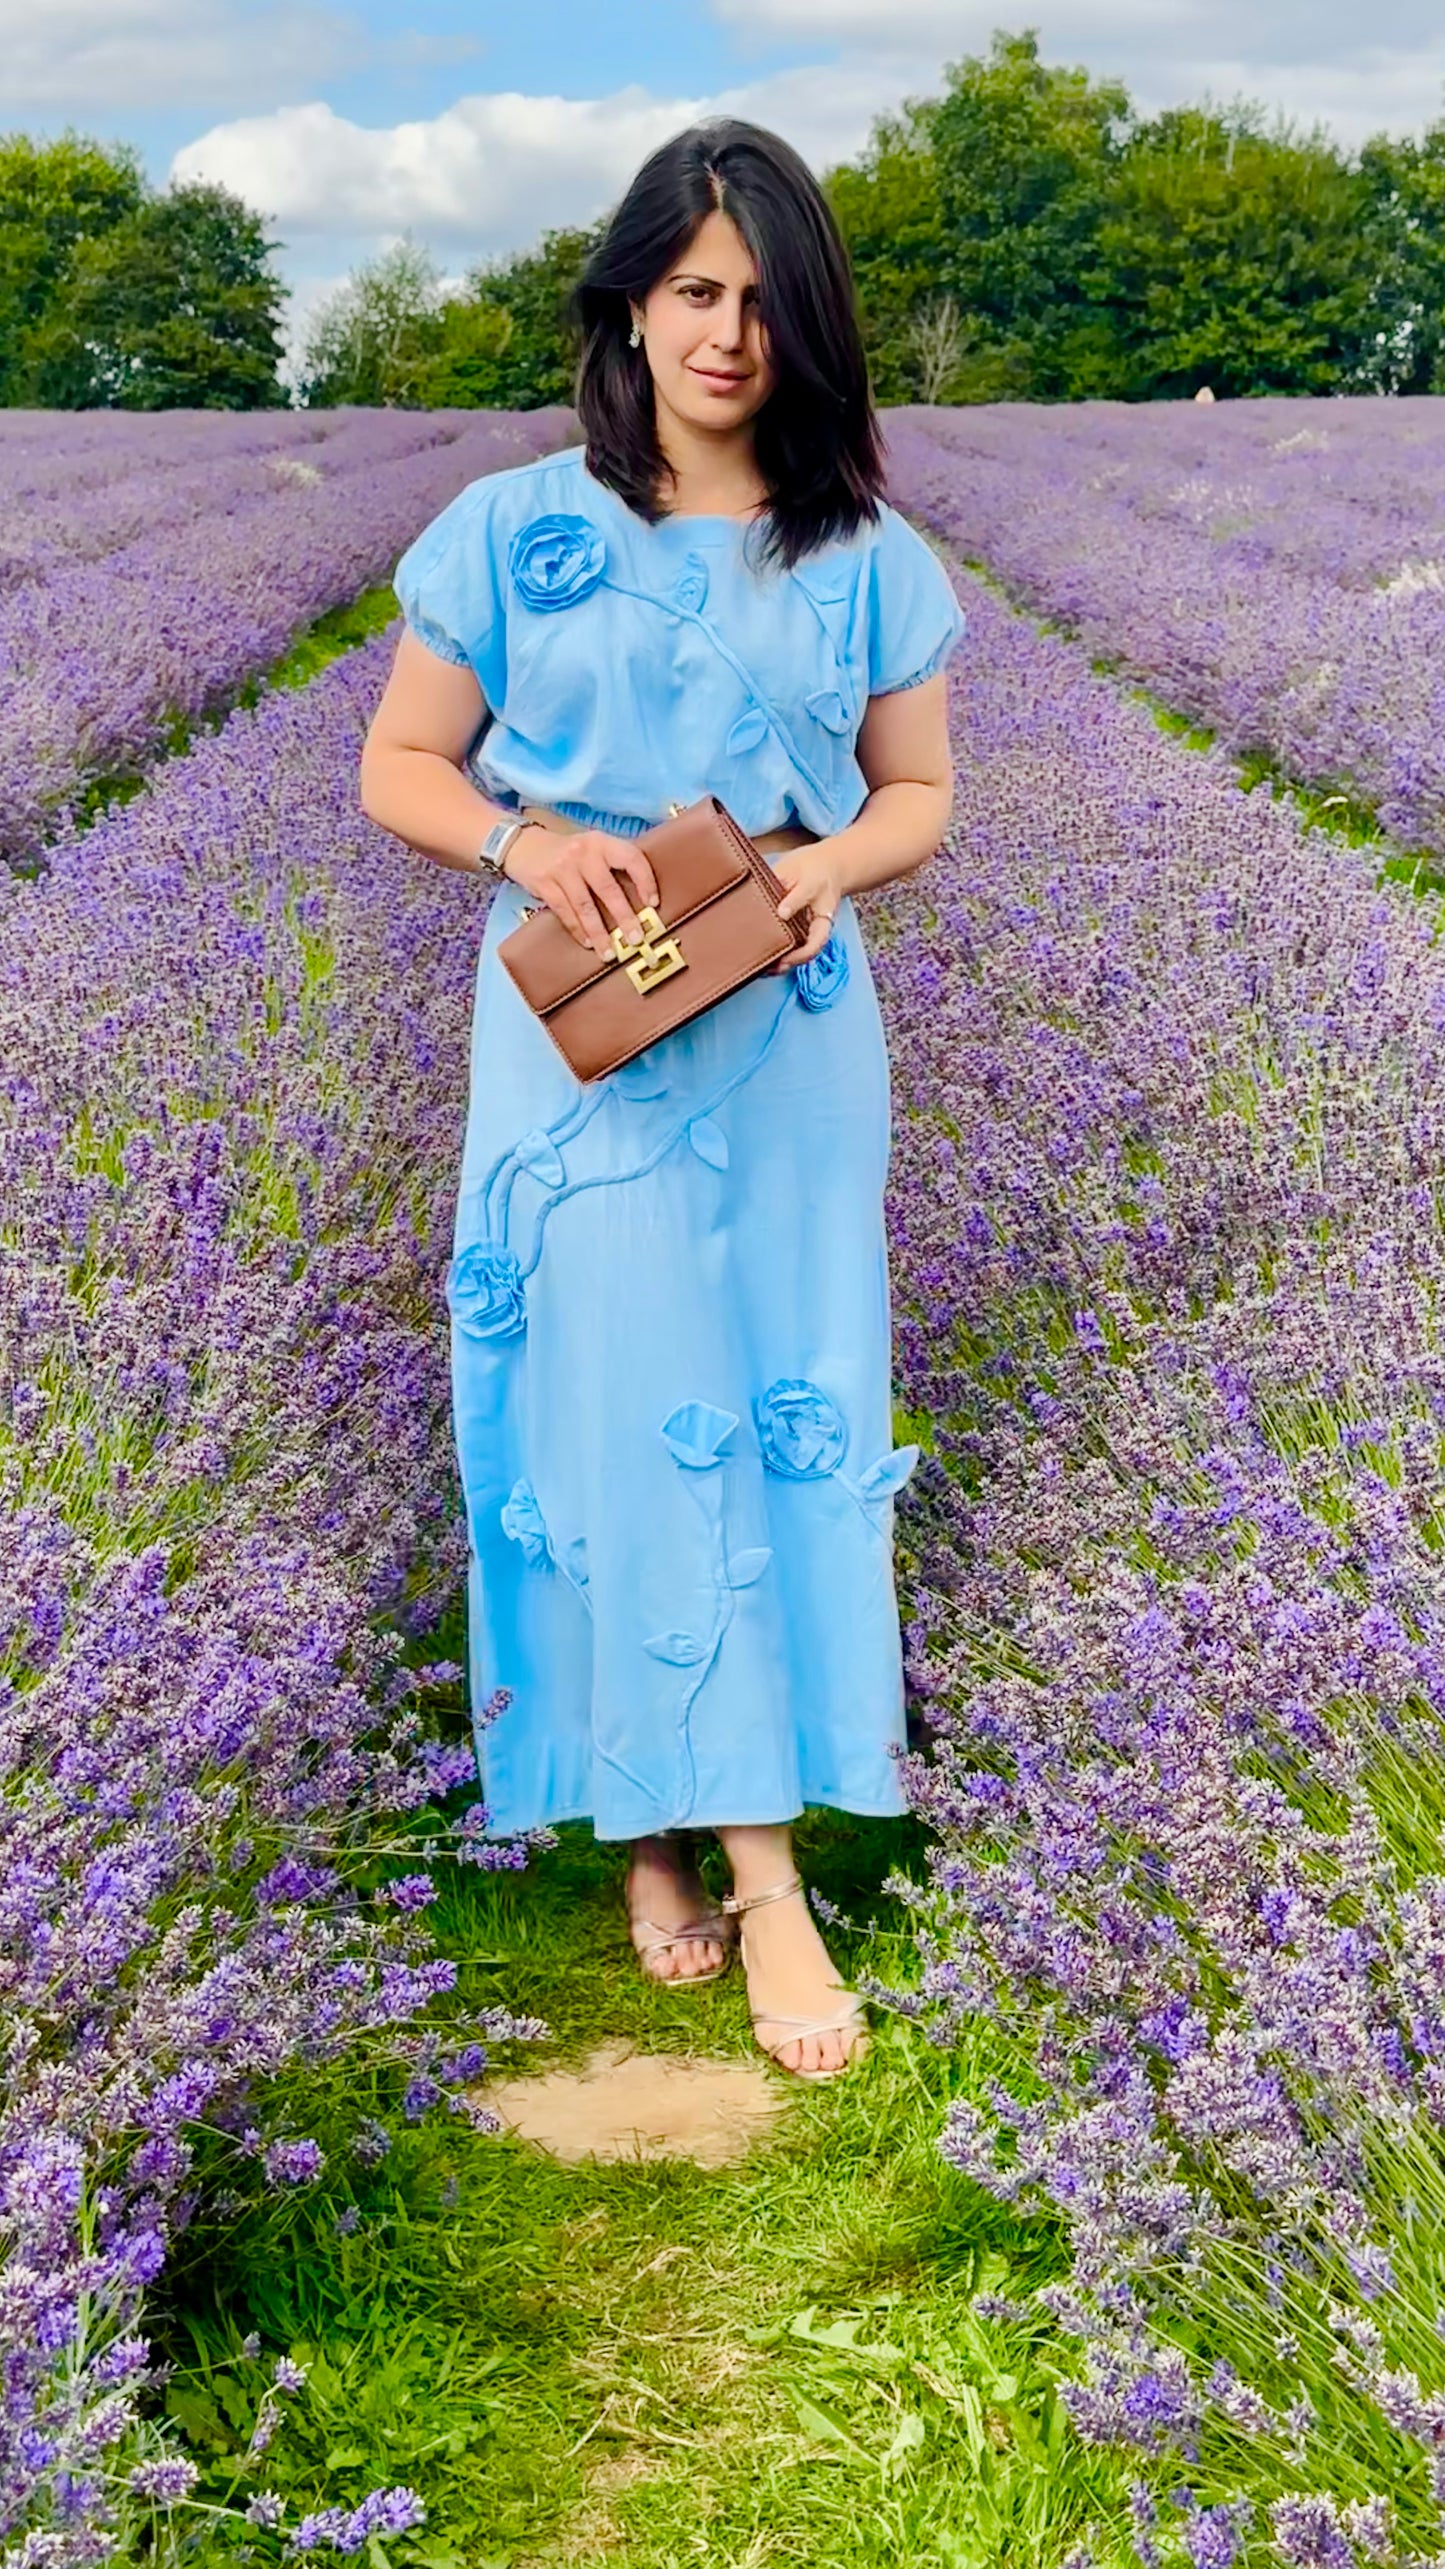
{"left": 475, "top": 816, "right": 530, "bottom": 876}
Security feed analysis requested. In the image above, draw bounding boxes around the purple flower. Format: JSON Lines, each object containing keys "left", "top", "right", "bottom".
{"left": 263, "top": 2138, "right": 325, "bottom": 2186}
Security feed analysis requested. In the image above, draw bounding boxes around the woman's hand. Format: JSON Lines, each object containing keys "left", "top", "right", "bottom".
{"left": 505, "top": 824, "right": 660, "bottom": 956}
{"left": 767, "top": 843, "right": 848, "bottom": 973}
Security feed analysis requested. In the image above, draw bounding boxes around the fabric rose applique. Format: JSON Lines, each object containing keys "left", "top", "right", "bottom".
{"left": 508, "top": 514, "right": 607, "bottom": 612}
{"left": 794, "top": 932, "right": 850, "bottom": 1013}
{"left": 445, "top": 1242, "right": 527, "bottom": 1340}
{"left": 500, "top": 1477, "right": 550, "bottom": 1567}
{"left": 753, "top": 1378, "right": 848, "bottom": 1479}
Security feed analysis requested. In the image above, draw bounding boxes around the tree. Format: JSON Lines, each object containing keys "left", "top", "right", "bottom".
{"left": 824, "top": 101, "right": 950, "bottom": 402}
{"left": 448, "top": 222, "right": 602, "bottom": 409}
{"left": 925, "top": 30, "right": 1132, "bottom": 399}
{"left": 1088, "top": 106, "right": 1373, "bottom": 399}
{"left": 407, "top": 299, "right": 518, "bottom": 408}
{"left": 1354, "top": 119, "right": 1445, "bottom": 393}
{"left": 18, "top": 179, "right": 288, "bottom": 408}
{"left": 297, "top": 236, "right": 444, "bottom": 407}
{"left": 903, "top": 295, "right": 968, "bottom": 401}
{"left": 0, "top": 131, "right": 144, "bottom": 405}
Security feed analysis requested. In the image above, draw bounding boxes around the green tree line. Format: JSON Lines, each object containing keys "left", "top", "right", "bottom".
{"left": 5, "top": 32, "right": 1444, "bottom": 410}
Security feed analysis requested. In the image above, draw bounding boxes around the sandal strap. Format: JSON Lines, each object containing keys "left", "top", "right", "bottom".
{"left": 630, "top": 1911, "right": 731, "bottom": 1958}
{"left": 750, "top": 2003, "right": 866, "bottom": 2061}
{"left": 720, "top": 1872, "right": 804, "bottom": 1921}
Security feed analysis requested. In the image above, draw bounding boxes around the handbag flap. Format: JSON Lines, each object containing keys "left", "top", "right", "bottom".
{"left": 500, "top": 798, "right": 753, "bottom": 1017}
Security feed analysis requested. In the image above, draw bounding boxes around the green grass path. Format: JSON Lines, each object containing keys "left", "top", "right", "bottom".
{"left": 158, "top": 1804, "right": 1138, "bottom": 2566}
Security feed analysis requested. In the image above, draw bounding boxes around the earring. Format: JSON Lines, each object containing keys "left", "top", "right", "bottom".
{"left": 628, "top": 317, "right": 642, "bottom": 348}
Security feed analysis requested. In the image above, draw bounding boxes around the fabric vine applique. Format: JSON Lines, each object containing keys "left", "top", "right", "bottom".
{"left": 445, "top": 1242, "right": 527, "bottom": 1339}
{"left": 648, "top": 1399, "right": 771, "bottom": 1806}
{"left": 508, "top": 514, "right": 607, "bottom": 612}
{"left": 754, "top": 1375, "right": 920, "bottom": 1516}
{"left": 794, "top": 932, "right": 849, "bottom": 1013}
{"left": 673, "top": 551, "right": 709, "bottom": 614}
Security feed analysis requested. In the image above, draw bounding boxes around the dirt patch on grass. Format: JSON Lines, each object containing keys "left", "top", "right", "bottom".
{"left": 480, "top": 2040, "right": 786, "bottom": 2168}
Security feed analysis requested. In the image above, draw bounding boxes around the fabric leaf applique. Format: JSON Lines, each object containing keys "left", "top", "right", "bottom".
{"left": 726, "top": 1547, "right": 772, "bottom": 1588}
{"left": 513, "top": 1127, "right": 566, "bottom": 1187}
{"left": 660, "top": 1400, "right": 738, "bottom": 1470}
{"left": 725, "top": 705, "right": 770, "bottom": 755}
{"left": 854, "top": 1446, "right": 921, "bottom": 1503}
{"left": 643, "top": 1630, "right": 709, "bottom": 1665}
{"left": 687, "top": 1116, "right": 729, "bottom": 1171}
{"left": 804, "top": 687, "right": 852, "bottom": 734}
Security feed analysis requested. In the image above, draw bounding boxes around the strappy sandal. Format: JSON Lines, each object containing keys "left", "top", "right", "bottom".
{"left": 626, "top": 1835, "right": 734, "bottom": 1990}
{"left": 719, "top": 1874, "right": 869, "bottom": 2081}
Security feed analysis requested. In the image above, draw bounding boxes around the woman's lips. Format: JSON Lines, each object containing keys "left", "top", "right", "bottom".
{"left": 691, "top": 366, "right": 748, "bottom": 386}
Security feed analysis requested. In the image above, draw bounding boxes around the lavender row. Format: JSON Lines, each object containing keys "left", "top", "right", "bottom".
{"left": 0, "top": 409, "right": 571, "bottom": 868}
{"left": 868, "top": 536, "right": 1445, "bottom": 2560}
{"left": 0, "top": 409, "right": 482, "bottom": 589}
{"left": 0, "top": 626, "right": 534, "bottom": 2560}
{"left": 885, "top": 399, "right": 1445, "bottom": 858}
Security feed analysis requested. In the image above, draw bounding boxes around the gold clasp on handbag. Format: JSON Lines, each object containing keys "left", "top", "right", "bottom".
{"left": 611, "top": 904, "right": 687, "bottom": 995}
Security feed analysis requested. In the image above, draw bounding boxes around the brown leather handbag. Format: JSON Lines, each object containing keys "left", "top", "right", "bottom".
{"left": 496, "top": 794, "right": 811, "bottom": 1083}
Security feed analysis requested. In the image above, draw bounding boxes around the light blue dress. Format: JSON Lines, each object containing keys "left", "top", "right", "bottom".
{"left": 393, "top": 443, "right": 967, "bottom": 1841}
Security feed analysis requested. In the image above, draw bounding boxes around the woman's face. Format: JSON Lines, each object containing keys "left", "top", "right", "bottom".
{"left": 631, "top": 210, "right": 775, "bottom": 434}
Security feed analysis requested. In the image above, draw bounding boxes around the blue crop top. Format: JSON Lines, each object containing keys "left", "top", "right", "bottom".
{"left": 391, "top": 442, "right": 967, "bottom": 842}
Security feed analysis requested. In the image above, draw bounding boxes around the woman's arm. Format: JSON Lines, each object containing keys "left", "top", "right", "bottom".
{"left": 768, "top": 672, "right": 955, "bottom": 966}
{"left": 359, "top": 632, "right": 657, "bottom": 951}
{"left": 358, "top": 630, "right": 521, "bottom": 876}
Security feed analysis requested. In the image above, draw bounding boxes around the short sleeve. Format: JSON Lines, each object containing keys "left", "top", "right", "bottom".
{"left": 392, "top": 478, "right": 508, "bottom": 703}
{"left": 866, "top": 507, "right": 967, "bottom": 697}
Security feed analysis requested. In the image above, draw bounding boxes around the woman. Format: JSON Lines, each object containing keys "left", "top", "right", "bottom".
{"left": 359, "top": 117, "right": 965, "bottom": 2080}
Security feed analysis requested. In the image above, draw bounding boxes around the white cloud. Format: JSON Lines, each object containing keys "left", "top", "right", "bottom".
{"left": 0, "top": 0, "right": 358, "bottom": 110}
{"left": 1161, "top": 45, "right": 1445, "bottom": 145}
{"left": 167, "top": 13, "right": 1445, "bottom": 370}
{"left": 710, "top": 0, "right": 1445, "bottom": 144}
{"left": 171, "top": 61, "right": 894, "bottom": 260}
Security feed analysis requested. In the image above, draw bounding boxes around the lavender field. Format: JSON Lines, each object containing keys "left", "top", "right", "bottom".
{"left": 9, "top": 397, "right": 1445, "bottom": 2564}
{"left": 0, "top": 406, "right": 569, "bottom": 867}
{"left": 886, "top": 398, "right": 1445, "bottom": 859}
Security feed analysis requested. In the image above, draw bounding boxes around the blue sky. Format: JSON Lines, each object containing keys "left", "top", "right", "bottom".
{"left": 13, "top": 1, "right": 1445, "bottom": 375}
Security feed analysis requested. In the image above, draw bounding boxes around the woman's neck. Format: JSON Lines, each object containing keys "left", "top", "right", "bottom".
{"left": 653, "top": 405, "right": 765, "bottom": 522}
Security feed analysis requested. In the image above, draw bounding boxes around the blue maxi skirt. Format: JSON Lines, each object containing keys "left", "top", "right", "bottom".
{"left": 448, "top": 866, "right": 918, "bottom": 1842}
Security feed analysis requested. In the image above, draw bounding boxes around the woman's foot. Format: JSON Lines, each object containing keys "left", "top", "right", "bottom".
{"left": 626, "top": 1832, "right": 732, "bottom": 1985}
{"left": 724, "top": 1875, "right": 867, "bottom": 2078}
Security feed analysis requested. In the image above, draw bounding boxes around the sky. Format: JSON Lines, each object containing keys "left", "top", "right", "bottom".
{"left": 10, "top": 0, "right": 1445, "bottom": 379}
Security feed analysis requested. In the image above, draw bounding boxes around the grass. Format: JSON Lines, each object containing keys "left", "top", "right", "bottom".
{"left": 61, "top": 580, "right": 404, "bottom": 844}
{"left": 154, "top": 1782, "right": 1141, "bottom": 2566}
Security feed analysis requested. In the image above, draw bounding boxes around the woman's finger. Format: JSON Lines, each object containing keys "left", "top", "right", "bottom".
{"left": 619, "top": 849, "right": 660, "bottom": 912}
{"left": 577, "top": 847, "right": 645, "bottom": 945}
{"left": 538, "top": 870, "right": 591, "bottom": 949}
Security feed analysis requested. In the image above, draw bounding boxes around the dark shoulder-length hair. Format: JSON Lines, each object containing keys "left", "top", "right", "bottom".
{"left": 570, "top": 117, "right": 886, "bottom": 573}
